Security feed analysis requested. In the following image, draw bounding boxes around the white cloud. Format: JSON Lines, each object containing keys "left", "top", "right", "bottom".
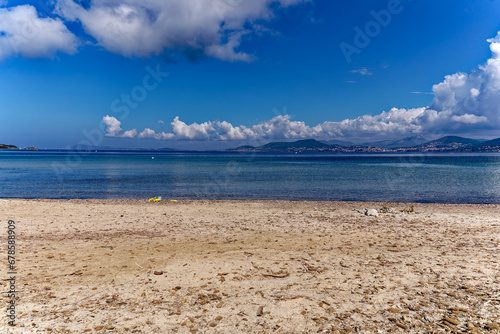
{"left": 103, "top": 115, "right": 138, "bottom": 138}
{"left": 0, "top": 5, "right": 79, "bottom": 60}
{"left": 102, "top": 102, "right": 486, "bottom": 143}
{"left": 138, "top": 128, "right": 174, "bottom": 140}
{"left": 215, "top": 120, "right": 251, "bottom": 140}
{"left": 423, "top": 32, "right": 500, "bottom": 131}
{"left": 350, "top": 67, "right": 372, "bottom": 76}
{"left": 171, "top": 116, "right": 217, "bottom": 140}
{"left": 103, "top": 115, "right": 123, "bottom": 137}
{"left": 55, "top": 0, "right": 309, "bottom": 61}
{"left": 122, "top": 129, "right": 138, "bottom": 138}
{"left": 138, "top": 128, "right": 156, "bottom": 139}
{"left": 450, "top": 114, "right": 488, "bottom": 124}
{"left": 109, "top": 110, "right": 426, "bottom": 143}
{"left": 204, "top": 30, "right": 255, "bottom": 62}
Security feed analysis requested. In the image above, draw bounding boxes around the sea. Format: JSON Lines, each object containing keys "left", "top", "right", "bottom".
{"left": 1, "top": 150, "right": 500, "bottom": 203}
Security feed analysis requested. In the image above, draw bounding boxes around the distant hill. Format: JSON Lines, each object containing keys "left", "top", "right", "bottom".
{"left": 232, "top": 145, "right": 256, "bottom": 150}
{"left": 0, "top": 144, "right": 18, "bottom": 149}
{"left": 228, "top": 139, "right": 377, "bottom": 153}
{"left": 325, "top": 139, "right": 355, "bottom": 146}
{"left": 156, "top": 147, "right": 176, "bottom": 151}
{"left": 363, "top": 135, "right": 428, "bottom": 149}
{"left": 428, "top": 136, "right": 483, "bottom": 145}
{"left": 228, "top": 136, "right": 500, "bottom": 153}
{"left": 413, "top": 136, "right": 483, "bottom": 151}
{"left": 229, "top": 139, "right": 340, "bottom": 152}
{"left": 480, "top": 138, "right": 500, "bottom": 147}
{"left": 259, "top": 139, "right": 336, "bottom": 151}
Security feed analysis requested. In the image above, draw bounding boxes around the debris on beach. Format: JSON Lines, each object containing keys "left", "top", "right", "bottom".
{"left": 402, "top": 205, "right": 415, "bottom": 213}
{"left": 262, "top": 270, "right": 290, "bottom": 278}
{"left": 365, "top": 209, "right": 379, "bottom": 217}
{"left": 379, "top": 206, "right": 395, "bottom": 213}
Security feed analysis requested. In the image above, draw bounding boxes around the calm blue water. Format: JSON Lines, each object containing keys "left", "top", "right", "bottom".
{"left": 1, "top": 151, "right": 500, "bottom": 203}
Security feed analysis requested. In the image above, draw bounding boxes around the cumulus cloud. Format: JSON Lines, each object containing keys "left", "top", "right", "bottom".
{"left": 424, "top": 32, "right": 500, "bottom": 130}
{"left": 101, "top": 105, "right": 485, "bottom": 143}
{"left": 104, "top": 111, "right": 426, "bottom": 142}
{"left": 103, "top": 115, "right": 123, "bottom": 137}
{"left": 54, "top": 0, "right": 309, "bottom": 61}
{"left": 138, "top": 128, "right": 174, "bottom": 140}
{"left": 170, "top": 116, "right": 217, "bottom": 140}
{"left": 122, "top": 129, "right": 138, "bottom": 138}
{"left": 450, "top": 114, "right": 488, "bottom": 124}
{"left": 0, "top": 5, "right": 79, "bottom": 60}
{"left": 103, "top": 115, "right": 138, "bottom": 138}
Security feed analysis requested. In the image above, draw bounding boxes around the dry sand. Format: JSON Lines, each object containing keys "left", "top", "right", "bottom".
{"left": 0, "top": 199, "right": 499, "bottom": 333}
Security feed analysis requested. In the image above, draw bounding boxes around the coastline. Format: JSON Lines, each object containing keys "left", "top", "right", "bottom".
{"left": 1, "top": 199, "right": 499, "bottom": 333}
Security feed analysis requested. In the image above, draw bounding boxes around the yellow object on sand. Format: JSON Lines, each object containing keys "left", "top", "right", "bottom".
{"left": 148, "top": 197, "right": 161, "bottom": 202}
{"left": 170, "top": 200, "right": 178, "bottom": 202}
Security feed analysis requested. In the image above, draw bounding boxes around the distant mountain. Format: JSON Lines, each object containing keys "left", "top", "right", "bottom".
{"left": 325, "top": 139, "right": 355, "bottom": 146}
{"left": 156, "top": 147, "right": 176, "bottom": 151}
{"left": 363, "top": 135, "right": 428, "bottom": 149}
{"left": 259, "top": 139, "right": 336, "bottom": 151}
{"left": 228, "top": 136, "right": 500, "bottom": 153}
{"left": 227, "top": 139, "right": 382, "bottom": 153}
{"left": 232, "top": 145, "right": 256, "bottom": 150}
{"left": 0, "top": 144, "right": 18, "bottom": 149}
{"left": 409, "top": 136, "right": 488, "bottom": 151}
{"left": 428, "top": 136, "right": 483, "bottom": 145}
{"left": 479, "top": 138, "right": 500, "bottom": 147}
{"left": 229, "top": 139, "right": 340, "bottom": 152}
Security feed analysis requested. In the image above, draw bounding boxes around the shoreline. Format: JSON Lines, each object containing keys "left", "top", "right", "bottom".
{"left": 2, "top": 197, "right": 500, "bottom": 206}
{"left": 0, "top": 199, "right": 499, "bottom": 333}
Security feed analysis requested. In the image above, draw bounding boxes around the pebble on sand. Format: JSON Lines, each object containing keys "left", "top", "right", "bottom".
{"left": 485, "top": 323, "right": 500, "bottom": 330}
{"left": 366, "top": 209, "right": 379, "bottom": 217}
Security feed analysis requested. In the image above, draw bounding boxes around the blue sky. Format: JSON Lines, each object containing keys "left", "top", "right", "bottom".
{"left": 1, "top": 0, "right": 500, "bottom": 149}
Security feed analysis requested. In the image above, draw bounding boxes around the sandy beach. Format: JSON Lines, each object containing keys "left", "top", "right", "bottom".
{"left": 0, "top": 199, "right": 499, "bottom": 333}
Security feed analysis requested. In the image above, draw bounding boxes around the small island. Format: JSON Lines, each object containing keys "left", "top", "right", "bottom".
{"left": 0, "top": 144, "right": 19, "bottom": 149}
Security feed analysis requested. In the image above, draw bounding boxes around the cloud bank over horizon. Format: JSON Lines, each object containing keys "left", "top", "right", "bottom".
{"left": 0, "top": 0, "right": 309, "bottom": 62}
{"left": 102, "top": 31, "right": 500, "bottom": 143}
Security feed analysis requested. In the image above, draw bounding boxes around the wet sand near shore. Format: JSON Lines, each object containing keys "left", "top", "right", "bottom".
{"left": 0, "top": 199, "right": 499, "bottom": 333}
